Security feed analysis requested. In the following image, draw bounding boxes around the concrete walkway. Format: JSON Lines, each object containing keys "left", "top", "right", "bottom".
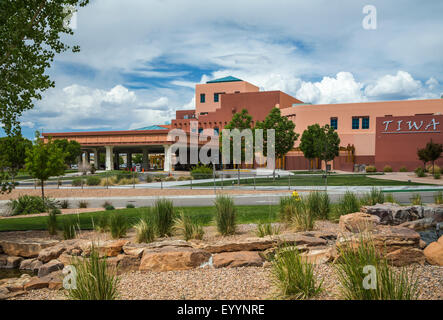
{"left": 370, "top": 171, "right": 443, "bottom": 185}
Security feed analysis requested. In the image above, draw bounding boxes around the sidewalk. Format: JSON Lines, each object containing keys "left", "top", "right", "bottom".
{"left": 369, "top": 172, "right": 443, "bottom": 185}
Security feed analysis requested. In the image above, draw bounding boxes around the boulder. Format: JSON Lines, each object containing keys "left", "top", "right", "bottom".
{"left": 37, "top": 259, "right": 64, "bottom": 278}
{"left": 38, "top": 245, "right": 66, "bottom": 263}
{"left": 1, "top": 274, "right": 32, "bottom": 292}
{"left": 24, "top": 270, "right": 64, "bottom": 291}
{"left": 298, "top": 231, "right": 337, "bottom": 241}
{"left": 213, "top": 251, "right": 264, "bottom": 268}
{"left": 339, "top": 212, "right": 380, "bottom": 233}
{"left": 139, "top": 247, "right": 211, "bottom": 272}
{"left": 399, "top": 218, "right": 436, "bottom": 231}
{"left": 385, "top": 248, "right": 426, "bottom": 266}
{"left": 97, "top": 240, "right": 129, "bottom": 258}
{"left": 0, "top": 255, "right": 6, "bottom": 267}
{"left": 122, "top": 243, "right": 152, "bottom": 257}
{"left": 423, "top": 236, "right": 443, "bottom": 266}
{"left": 19, "top": 258, "right": 38, "bottom": 270}
{"left": 24, "top": 277, "right": 49, "bottom": 291}
{"left": 362, "top": 203, "right": 443, "bottom": 225}
{"left": 301, "top": 247, "right": 334, "bottom": 265}
{"left": 2, "top": 256, "right": 24, "bottom": 269}
{"left": 0, "top": 239, "right": 59, "bottom": 258}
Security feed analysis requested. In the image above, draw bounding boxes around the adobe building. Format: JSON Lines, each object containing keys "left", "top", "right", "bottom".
{"left": 42, "top": 76, "right": 443, "bottom": 172}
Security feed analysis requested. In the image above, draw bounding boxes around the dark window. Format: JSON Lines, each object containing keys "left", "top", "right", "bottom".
{"left": 198, "top": 128, "right": 203, "bottom": 134}
{"left": 362, "top": 117, "right": 370, "bottom": 129}
{"left": 200, "top": 94, "right": 205, "bottom": 103}
{"left": 214, "top": 93, "right": 219, "bottom": 102}
{"left": 330, "top": 117, "right": 338, "bottom": 130}
{"left": 214, "top": 127, "right": 219, "bottom": 135}
{"left": 352, "top": 117, "right": 359, "bottom": 129}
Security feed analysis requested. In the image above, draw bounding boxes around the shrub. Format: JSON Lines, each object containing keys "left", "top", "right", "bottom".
{"left": 435, "top": 191, "right": 443, "bottom": 205}
{"left": 153, "top": 199, "right": 174, "bottom": 237}
{"left": 279, "top": 195, "right": 299, "bottom": 223}
{"left": 306, "top": 191, "right": 330, "bottom": 220}
{"left": 134, "top": 218, "right": 155, "bottom": 243}
{"left": 174, "top": 211, "right": 205, "bottom": 241}
{"left": 109, "top": 213, "right": 128, "bottom": 239}
{"left": 256, "top": 222, "right": 280, "bottom": 238}
{"left": 102, "top": 201, "right": 112, "bottom": 208}
{"left": 365, "top": 165, "right": 377, "bottom": 173}
{"left": 190, "top": 165, "right": 213, "bottom": 180}
{"left": 60, "top": 200, "right": 70, "bottom": 209}
{"left": 126, "top": 203, "right": 135, "bottom": 209}
{"left": 336, "top": 191, "right": 360, "bottom": 217}
{"left": 414, "top": 167, "right": 426, "bottom": 177}
{"left": 434, "top": 172, "right": 441, "bottom": 180}
{"left": 214, "top": 195, "right": 237, "bottom": 236}
{"left": 399, "top": 166, "right": 408, "bottom": 172}
{"left": 78, "top": 201, "right": 89, "bottom": 208}
{"left": 165, "top": 176, "right": 176, "bottom": 181}
{"left": 72, "top": 178, "right": 84, "bottom": 187}
{"left": 8, "top": 195, "right": 57, "bottom": 216}
{"left": 290, "top": 199, "right": 316, "bottom": 231}
{"left": 271, "top": 245, "right": 323, "bottom": 300}
{"left": 361, "top": 187, "right": 384, "bottom": 206}
{"left": 86, "top": 176, "right": 101, "bottom": 186}
{"left": 335, "top": 235, "right": 418, "bottom": 300}
{"left": 105, "top": 205, "right": 115, "bottom": 211}
{"left": 63, "top": 217, "right": 78, "bottom": 240}
{"left": 47, "top": 209, "right": 58, "bottom": 236}
{"left": 383, "top": 165, "right": 393, "bottom": 173}
{"left": 410, "top": 193, "right": 422, "bottom": 205}
{"left": 67, "top": 246, "right": 119, "bottom": 300}
{"left": 426, "top": 164, "right": 440, "bottom": 174}
{"left": 145, "top": 175, "right": 153, "bottom": 183}
{"left": 115, "top": 172, "right": 132, "bottom": 182}
{"left": 94, "top": 213, "right": 109, "bottom": 233}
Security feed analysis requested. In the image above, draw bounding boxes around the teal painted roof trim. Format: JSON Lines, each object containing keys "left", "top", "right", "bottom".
{"left": 206, "top": 76, "right": 243, "bottom": 84}
{"left": 136, "top": 125, "right": 168, "bottom": 131}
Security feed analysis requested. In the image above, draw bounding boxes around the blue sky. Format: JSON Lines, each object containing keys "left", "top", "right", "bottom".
{"left": 9, "top": 0, "right": 443, "bottom": 139}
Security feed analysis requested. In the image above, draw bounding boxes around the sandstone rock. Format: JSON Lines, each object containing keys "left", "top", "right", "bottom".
{"left": 30, "top": 259, "right": 43, "bottom": 273}
{"left": 301, "top": 247, "right": 334, "bottom": 265}
{"left": 122, "top": 243, "right": 151, "bottom": 257}
{"left": 423, "top": 236, "right": 443, "bottom": 266}
{"left": 58, "top": 252, "right": 83, "bottom": 266}
{"left": 19, "top": 258, "right": 38, "bottom": 270}
{"left": 3, "top": 256, "right": 24, "bottom": 269}
{"left": 362, "top": 204, "right": 443, "bottom": 225}
{"left": 399, "top": 218, "right": 436, "bottom": 231}
{"left": 24, "top": 271, "right": 64, "bottom": 291}
{"left": 2, "top": 274, "right": 32, "bottom": 292}
{"left": 298, "top": 231, "right": 337, "bottom": 241}
{"left": 385, "top": 248, "right": 426, "bottom": 266}
{"left": 115, "top": 254, "right": 140, "bottom": 274}
{"left": 213, "top": 251, "right": 264, "bottom": 268}
{"left": 98, "top": 240, "right": 129, "bottom": 258}
{"left": 0, "top": 239, "right": 59, "bottom": 258}
{"left": 419, "top": 240, "right": 427, "bottom": 249}
{"left": 339, "top": 212, "right": 380, "bottom": 233}
{"left": 38, "top": 245, "right": 66, "bottom": 263}
{"left": 24, "top": 277, "right": 49, "bottom": 291}
{"left": 0, "top": 254, "right": 7, "bottom": 267}
{"left": 37, "top": 259, "right": 64, "bottom": 278}
{"left": 139, "top": 247, "right": 211, "bottom": 272}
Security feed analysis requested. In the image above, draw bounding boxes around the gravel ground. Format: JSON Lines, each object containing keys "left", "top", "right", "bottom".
{"left": 0, "top": 189, "right": 288, "bottom": 201}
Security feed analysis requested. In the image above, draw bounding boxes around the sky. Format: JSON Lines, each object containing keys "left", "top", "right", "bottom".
{"left": 12, "top": 0, "right": 443, "bottom": 139}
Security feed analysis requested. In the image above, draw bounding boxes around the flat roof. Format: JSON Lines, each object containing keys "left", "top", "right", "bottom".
{"left": 206, "top": 76, "right": 243, "bottom": 84}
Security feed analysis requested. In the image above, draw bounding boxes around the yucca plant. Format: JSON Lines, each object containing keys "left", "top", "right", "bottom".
{"left": 410, "top": 193, "right": 422, "bottom": 205}
{"left": 109, "top": 213, "right": 128, "bottom": 239}
{"left": 255, "top": 222, "right": 280, "bottom": 238}
{"left": 335, "top": 235, "right": 419, "bottom": 300}
{"left": 67, "top": 246, "right": 119, "bottom": 300}
{"left": 174, "top": 211, "right": 205, "bottom": 241}
{"left": 434, "top": 191, "right": 443, "bottom": 205}
{"left": 271, "top": 245, "right": 323, "bottom": 300}
{"left": 153, "top": 198, "right": 174, "bottom": 237}
{"left": 214, "top": 195, "right": 237, "bottom": 236}
{"left": 47, "top": 209, "right": 58, "bottom": 235}
{"left": 134, "top": 218, "right": 155, "bottom": 243}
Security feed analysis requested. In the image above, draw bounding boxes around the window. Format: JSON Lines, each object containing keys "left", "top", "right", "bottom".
{"left": 198, "top": 128, "right": 203, "bottom": 134}
{"left": 200, "top": 94, "right": 205, "bottom": 103}
{"left": 362, "top": 117, "right": 370, "bottom": 129}
{"left": 330, "top": 117, "right": 338, "bottom": 130}
{"left": 352, "top": 117, "right": 359, "bottom": 129}
{"left": 214, "top": 127, "right": 219, "bottom": 135}
{"left": 214, "top": 93, "right": 219, "bottom": 102}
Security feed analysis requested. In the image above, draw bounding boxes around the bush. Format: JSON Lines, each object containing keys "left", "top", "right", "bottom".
{"left": 72, "top": 178, "right": 84, "bottom": 187}
{"left": 435, "top": 191, "right": 443, "bottom": 205}
{"left": 67, "top": 246, "right": 119, "bottom": 300}
{"left": 115, "top": 172, "right": 132, "bottom": 182}
{"left": 105, "top": 205, "right": 115, "bottom": 211}
{"left": 410, "top": 193, "right": 422, "bottom": 205}
{"left": 191, "top": 165, "right": 213, "bottom": 180}
{"left": 63, "top": 217, "right": 78, "bottom": 240}
{"left": 134, "top": 218, "right": 155, "bottom": 243}
{"left": 365, "top": 165, "right": 377, "bottom": 173}
{"left": 361, "top": 187, "right": 384, "bottom": 206}
{"left": 86, "top": 176, "right": 101, "bottom": 186}
{"left": 8, "top": 195, "right": 54, "bottom": 216}
{"left": 153, "top": 199, "right": 175, "bottom": 237}
{"left": 415, "top": 167, "right": 426, "bottom": 177}
{"left": 335, "top": 235, "right": 418, "bottom": 300}
{"left": 47, "top": 209, "right": 58, "bottom": 236}
{"left": 145, "top": 175, "right": 153, "bottom": 183}
{"left": 399, "top": 166, "right": 408, "bottom": 172}
{"left": 426, "top": 164, "right": 440, "bottom": 174}
{"left": 165, "top": 176, "right": 176, "bottom": 181}
{"left": 271, "top": 245, "right": 323, "bottom": 299}
{"left": 174, "top": 211, "right": 205, "bottom": 241}
{"left": 214, "top": 195, "right": 237, "bottom": 236}
{"left": 434, "top": 172, "right": 441, "bottom": 180}
{"left": 306, "top": 191, "right": 330, "bottom": 220}
{"left": 256, "top": 222, "right": 280, "bottom": 238}
{"left": 78, "top": 201, "right": 89, "bottom": 208}
{"left": 383, "top": 165, "right": 393, "bottom": 173}
{"left": 109, "top": 213, "right": 128, "bottom": 239}
{"left": 335, "top": 191, "right": 360, "bottom": 217}
{"left": 60, "top": 200, "right": 70, "bottom": 209}
{"left": 126, "top": 203, "right": 135, "bottom": 209}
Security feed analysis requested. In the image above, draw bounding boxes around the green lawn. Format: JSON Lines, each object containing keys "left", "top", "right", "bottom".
{"left": 191, "top": 174, "right": 431, "bottom": 187}
{"left": 0, "top": 205, "right": 279, "bottom": 232}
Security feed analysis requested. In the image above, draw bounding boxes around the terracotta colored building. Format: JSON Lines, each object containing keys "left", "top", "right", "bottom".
{"left": 42, "top": 76, "right": 443, "bottom": 172}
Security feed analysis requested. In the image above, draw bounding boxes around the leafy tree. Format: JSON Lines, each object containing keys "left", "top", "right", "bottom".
{"left": 0, "top": 0, "right": 89, "bottom": 135}
{"left": 256, "top": 107, "right": 299, "bottom": 169}
{"left": 132, "top": 154, "right": 143, "bottom": 165}
{"left": 25, "top": 131, "right": 66, "bottom": 199}
{"left": 417, "top": 148, "right": 430, "bottom": 169}
{"left": 0, "top": 135, "right": 32, "bottom": 177}
{"left": 299, "top": 124, "right": 323, "bottom": 170}
{"left": 315, "top": 125, "right": 340, "bottom": 173}
{"left": 53, "top": 139, "right": 82, "bottom": 165}
{"left": 424, "top": 139, "right": 443, "bottom": 172}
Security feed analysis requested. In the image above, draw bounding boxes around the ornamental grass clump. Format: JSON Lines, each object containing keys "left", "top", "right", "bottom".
{"left": 109, "top": 213, "right": 128, "bottom": 239}
{"left": 153, "top": 198, "right": 174, "bottom": 237}
{"left": 67, "top": 246, "right": 119, "bottom": 300}
{"left": 306, "top": 191, "right": 330, "bottom": 220}
{"left": 214, "top": 195, "right": 237, "bottom": 236}
{"left": 271, "top": 245, "right": 323, "bottom": 300}
{"left": 255, "top": 222, "right": 280, "bottom": 238}
{"left": 336, "top": 191, "right": 360, "bottom": 216}
{"left": 174, "top": 211, "right": 204, "bottom": 241}
{"left": 290, "top": 198, "right": 316, "bottom": 231}
{"left": 435, "top": 191, "right": 443, "bottom": 205}
{"left": 47, "top": 209, "right": 58, "bottom": 236}
{"left": 335, "top": 235, "right": 419, "bottom": 300}
{"left": 361, "top": 187, "right": 384, "bottom": 206}
{"left": 384, "top": 193, "right": 398, "bottom": 204}
{"left": 410, "top": 193, "right": 422, "bottom": 205}
{"left": 63, "top": 216, "right": 79, "bottom": 240}
{"left": 134, "top": 218, "right": 155, "bottom": 243}
{"left": 93, "top": 213, "right": 109, "bottom": 233}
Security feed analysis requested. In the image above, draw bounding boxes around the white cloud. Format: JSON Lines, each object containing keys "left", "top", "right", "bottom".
{"left": 364, "top": 71, "right": 422, "bottom": 98}
{"left": 426, "top": 77, "right": 439, "bottom": 90}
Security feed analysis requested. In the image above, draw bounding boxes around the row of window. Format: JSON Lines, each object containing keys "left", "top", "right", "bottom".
{"left": 200, "top": 92, "right": 227, "bottom": 103}
{"left": 330, "top": 116, "right": 370, "bottom": 130}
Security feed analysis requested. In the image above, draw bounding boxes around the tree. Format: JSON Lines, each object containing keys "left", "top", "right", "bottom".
{"left": 53, "top": 139, "right": 82, "bottom": 165}
{"left": 133, "top": 154, "right": 143, "bottom": 165}
{"left": 256, "top": 107, "right": 299, "bottom": 169}
{"left": 25, "top": 132, "right": 66, "bottom": 199}
{"left": 417, "top": 148, "right": 430, "bottom": 169}
{"left": 299, "top": 124, "right": 323, "bottom": 170}
{"left": 0, "top": 0, "right": 89, "bottom": 135}
{"left": 315, "top": 125, "right": 340, "bottom": 173}
{"left": 424, "top": 139, "right": 443, "bottom": 172}
{"left": 0, "top": 135, "right": 32, "bottom": 177}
